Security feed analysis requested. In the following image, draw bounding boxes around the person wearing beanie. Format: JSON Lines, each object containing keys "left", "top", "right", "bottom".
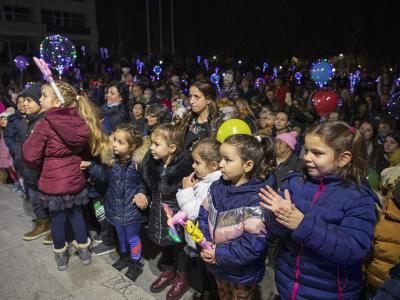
{"left": 18, "top": 83, "right": 52, "bottom": 244}
{"left": 220, "top": 72, "right": 239, "bottom": 100}
{"left": 274, "top": 131, "right": 304, "bottom": 185}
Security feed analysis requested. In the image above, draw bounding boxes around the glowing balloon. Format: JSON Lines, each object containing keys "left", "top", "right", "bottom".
{"left": 310, "top": 90, "right": 340, "bottom": 118}
{"left": 40, "top": 34, "right": 77, "bottom": 77}
{"left": 310, "top": 59, "right": 334, "bottom": 88}
{"left": 14, "top": 55, "right": 29, "bottom": 71}
{"left": 216, "top": 119, "right": 251, "bottom": 143}
{"left": 153, "top": 65, "right": 162, "bottom": 80}
{"left": 388, "top": 92, "right": 400, "bottom": 120}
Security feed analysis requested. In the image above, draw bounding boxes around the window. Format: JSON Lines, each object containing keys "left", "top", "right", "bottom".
{"left": 1, "top": 5, "right": 31, "bottom": 22}
{"left": 41, "top": 9, "right": 85, "bottom": 28}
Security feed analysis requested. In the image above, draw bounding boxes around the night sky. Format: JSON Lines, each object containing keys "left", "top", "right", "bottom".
{"left": 96, "top": 0, "right": 400, "bottom": 63}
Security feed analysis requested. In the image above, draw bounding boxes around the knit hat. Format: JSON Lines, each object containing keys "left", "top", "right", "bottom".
{"left": 223, "top": 73, "right": 233, "bottom": 84}
{"left": 20, "top": 83, "right": 42, "bottom": 105}
{"left": 0, "top": 107, "right": 15, "bottom": 118}
{"left": 276, "top": 131, "right": 298, "bottom": 150}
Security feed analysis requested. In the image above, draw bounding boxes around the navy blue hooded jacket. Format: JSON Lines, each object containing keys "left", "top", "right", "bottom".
{"left": 198, "top": 176, "right": 275, "bottom": 285}
{"left": 87, "top": 159, "right": 147, "bottom": 226}
{"left": 266, "top": 172, "right": 378, "bottom": 300}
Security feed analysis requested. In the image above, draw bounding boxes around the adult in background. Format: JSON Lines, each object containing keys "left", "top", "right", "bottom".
{"left": 102, "top": 81, "right": 130, "bottom": 135}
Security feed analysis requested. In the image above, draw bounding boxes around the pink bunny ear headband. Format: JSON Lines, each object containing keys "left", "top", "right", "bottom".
{"left": 33, "top": 57, "right": 65, "bottom": 104}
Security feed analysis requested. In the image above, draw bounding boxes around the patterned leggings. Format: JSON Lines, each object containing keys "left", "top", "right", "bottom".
{"left": 216, "top": 280, "right": 257, "bottom": 300}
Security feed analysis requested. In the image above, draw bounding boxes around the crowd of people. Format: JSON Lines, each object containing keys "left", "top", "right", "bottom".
{"left": 0, "top": 53, "right": 399, "bottom": 300}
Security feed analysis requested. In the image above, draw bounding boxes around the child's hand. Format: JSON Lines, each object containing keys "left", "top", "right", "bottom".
{"left": 133, "top": 193, "right": 148, "bottom": 209}
{"left": 182, "top": 172, "right": 198, "bottom": 189}
{"left": 275, "top": 203, "right": 304, "bottom": 231}
{"left": 80, "top": 161, "right": 91, "bottom": 170}
{"left": 259, "top": 186, "right": 293, "bottom": 214}
{"left": 200, "top": 243, "right": 216, "bottom": 264}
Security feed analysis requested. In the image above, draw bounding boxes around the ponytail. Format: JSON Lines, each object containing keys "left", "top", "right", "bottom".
{"left": 224, "top": 134, "right": 276, "bottom": 180}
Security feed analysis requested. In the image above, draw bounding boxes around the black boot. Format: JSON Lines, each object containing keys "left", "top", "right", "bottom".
{"left": 125, "top": 260, "right": 143, "bottom": 282}
{"left": 112, "top": 252, "right": 130, "bottom": 271}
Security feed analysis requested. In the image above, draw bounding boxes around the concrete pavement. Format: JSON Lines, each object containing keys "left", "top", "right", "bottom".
{"left": 0, "top": 183, "right": 277, "bottom": 300}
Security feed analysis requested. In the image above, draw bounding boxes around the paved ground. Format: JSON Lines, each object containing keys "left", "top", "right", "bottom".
{"left": 0, "top": 183, "right": 277, "bottom": 300}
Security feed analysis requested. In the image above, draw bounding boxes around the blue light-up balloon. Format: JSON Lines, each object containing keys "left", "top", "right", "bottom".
{"left": 40, "top": 34, "right": 77, "bottom": 78}
{"left": 310, "top": 59, "right": 334, "bottom": 88}
{"left": 294, "top": 72, "right": 302, "bottom": 85}
{"left": 210, "top": 73, "right": 221, "bottom": 93}
{"left": 153, "top": 65, "right": 162, "bottom": 80}
{"left": 388, "top": 92, "right": 400, "bottom": 120}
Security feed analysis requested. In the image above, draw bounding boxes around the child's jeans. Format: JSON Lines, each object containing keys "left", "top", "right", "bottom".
{"left": 114, "top": 223, "right": 142, "bottom": 260}
{"left": 160, "top": 243, "right": 189, "bottom": 273}
{"left": 50, "top": 206, "right": 87, "bottom": 249}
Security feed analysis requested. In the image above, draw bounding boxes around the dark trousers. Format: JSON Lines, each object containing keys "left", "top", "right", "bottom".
{"left": 160, "top": 243, "right": 189, "bottom": 273}
{"left": 50, "top": 206, "right": 87, "bottom": 249}
{"left": 198, "top": 257, "right": 219, "bottom": 297}
{"left": 26, "top": 184, "right": 48, "bottom": 220}
{"left": 114, "top": 223, "right": 142, "bottom": 260}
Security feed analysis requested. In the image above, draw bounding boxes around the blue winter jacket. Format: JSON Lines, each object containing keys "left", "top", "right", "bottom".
{"left": 87, "top": 159, "right": 148, "bottom": 226}
{"left": 266, "top": 172, "right": 378, "bottom": 300}
{"left": 198, "top": 176, "right": 275, "bottom": 285}
{"left": 101, "top": 104, "right": 130, "bottom": 135}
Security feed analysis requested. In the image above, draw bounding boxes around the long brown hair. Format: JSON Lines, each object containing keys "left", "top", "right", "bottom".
{"left": 306, "top": 121, "right": 367, "bottom": 186}
{"left": 181, "top": 80, "right": 220, "bottom": 134}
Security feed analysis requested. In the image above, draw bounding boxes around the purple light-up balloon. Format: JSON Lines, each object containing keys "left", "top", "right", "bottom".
{"left": 14, "top": 55, "right": 29, "bottom": 71}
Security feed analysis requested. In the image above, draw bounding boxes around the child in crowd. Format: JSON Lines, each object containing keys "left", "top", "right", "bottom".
{"left": 0, "top": 108, "right": 18, "bottom": 186}
{"left": 81, "top": 124, "right": 149, "bottom": 281}
{"left": 141, "top": 123, "right": 193, "bottom": 299}
{"left": 177, "top": 138, "right": 222, "bottom": 299}
{"left": 17, "top": 84, "right": 52, "bottom": 243}
{"left": 22, "top": 81, "right": 101, "bottom": 271}
{"left": 365, "top": 165, "right": 400, "bottom": 298}
{"left": 257, "top": 111, "right": 276, "bottom": 137}
{"left": 260, "top": 121, "right": 378, "bottom": 299}
{"left": 198, "top": 134, "right": 275, "bottom": 300}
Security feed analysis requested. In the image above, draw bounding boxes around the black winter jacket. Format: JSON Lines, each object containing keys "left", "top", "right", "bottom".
{"left": 140, "top": 150, "right": 193, "bottom": 246}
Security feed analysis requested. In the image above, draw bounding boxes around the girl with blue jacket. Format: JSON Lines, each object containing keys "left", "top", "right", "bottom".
{"left": 260, "top": 121, "right": 379, "bottom": 300}
{"left": 198, "top": 134, "right": 276, "bottom": 300}
{"left": 81, "top": 124, "right": 149, "bottom": 282}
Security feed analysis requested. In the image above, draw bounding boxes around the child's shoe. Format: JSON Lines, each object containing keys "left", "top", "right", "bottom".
{"left": 77, "top": 238, "right": 91, "bottom": 266}
{"left": 43, "top": 231, "right": 53, "bottom": 245}
{"left": 53, "top": 243, "right": 69, "bottom": 271}
{"left": 23, "top": 218, "right": 51, "bottom": 241}
{"left": 166, "top": 272, "right": 189, "bottom": 300}
{"left": 125, "top": 260, "right": 144, "bottom": 282}
{"left": 112, "top": 252, "right": 130, "bottom": 271}
{"left": 150, "top": 264, "right": 175, "bottom": 293}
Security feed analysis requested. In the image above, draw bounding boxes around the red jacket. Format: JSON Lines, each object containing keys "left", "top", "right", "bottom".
{"left": 22, "top": 107, "right": 89, "bottom": 195}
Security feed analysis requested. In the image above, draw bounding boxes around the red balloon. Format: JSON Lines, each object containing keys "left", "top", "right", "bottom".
{"left": 310, "top": 90, "right": 340, "bottom": 117}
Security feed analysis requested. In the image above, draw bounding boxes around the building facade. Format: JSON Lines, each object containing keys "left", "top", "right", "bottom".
{"left": 0, "top": 0, "right": 98, "bottom": 66}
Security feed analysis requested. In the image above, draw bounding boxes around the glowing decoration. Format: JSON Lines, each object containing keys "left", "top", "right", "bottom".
{"left": 262, "top": 62, "right": 268, "bottom": 73}
{"left": 272, "top": 67, "right": 278, "bottom": 80}
{"left": 203, "top": 59, "right": 209, "bottom": 71}
{"left": 212, "top": 55, "right": 217, "bottom": 60}
{"left": 310, "top": 89, "right": 340, "bottom": 118}
{"left": 255, "top": 77, "right": 265, "bottom": 88}
{"left": 14, "top": 55, "right": 29, "bottom": 88}
{"left": 40, "top": 34, "right": 77, "bottom": 78}
{"left": 197, "top": 55, "right": 201, "bottom": 64}
{"left": 349, "top": 70, "right": 361, "bottom": 94}
{"left": 387, "top": 92, "right": 400, "bottom": 120}
{"left": 162, "top": 204, "right": 182, "bottom": 243}
{"left": 159, "top": 60, "right": 163, "bottom": 65}
{"left": 394, "top": 77, "right": 400, "bottom": 87}
{"left": 210, "top": 72, "right": 221, "bottom": 93}
{"left": 33, "top": 57, "right": 65, "bottom": 103}
{"left": 153, "top": 65, "right": 162, "bottom": 80}
{"left": 14, "top": 55, "right": 29, "bottom": 71}
{"left": 294, "top": 72, "right": 302, "bottom": 85}
{"left": 310, "top": 59, "right": 334, "bottom": 88}
{"left": 238, "top": 60, "right": 242, "bottom": 64}
{"left": 216, "top": 119, "right": 252, "bottom": 143}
